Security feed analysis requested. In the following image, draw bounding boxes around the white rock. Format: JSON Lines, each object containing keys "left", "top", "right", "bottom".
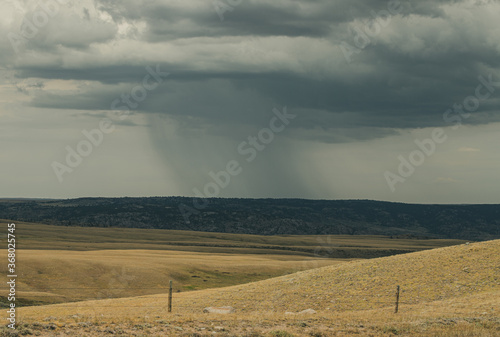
{"left": 298, "top": 309, "right": 317, "bottom": 314}
{"left": 203, "top": 306, "right": 235, "bottom": 314}
{"left": 285, "top": 308, "right": 317, "bottom": 315}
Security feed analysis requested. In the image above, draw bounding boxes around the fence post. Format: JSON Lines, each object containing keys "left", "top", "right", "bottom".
{"left": 168, "top": 280, "right": 173, "bottom": 313}
{"left": 395, "top": 285, "right": 400, "bottom": 313}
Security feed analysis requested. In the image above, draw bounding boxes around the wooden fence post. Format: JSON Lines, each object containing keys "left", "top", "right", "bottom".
{"left": 168, "top": 280, "right": 173, "bottom": 313}
{"left": 395, "top": 285, "right": 400, "bottom": 313}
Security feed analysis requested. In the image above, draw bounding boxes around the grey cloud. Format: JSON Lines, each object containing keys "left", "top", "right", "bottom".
{"left": 7, "top": 0, "right": 500, "bottom": 140}
{"left": 7, "top": 4, "right": 117, "bottom": 53}
{"left": 26, "top": 66, "right": 500, "bottom": 134}
{"left": 95, "top": 0, "right": 458, "bottom": 41}
{"left": 15, "top": 80, "right": 45, "bottom": 95}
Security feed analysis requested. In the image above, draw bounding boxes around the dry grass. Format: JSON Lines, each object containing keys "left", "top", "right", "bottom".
{"left": 1, "top": 220, "right": 465, "bottom": 254}
{"left": 0, "top": 220, "right": 465, "bottom": 306}
{"left": 3, "top": 240, "right": 499, "bottom": 336}
{"left": 0, "top": 249, "right": 346, "bottom": 305}
{"left": 4, "top": 291, "right": 500, "bottom": 336}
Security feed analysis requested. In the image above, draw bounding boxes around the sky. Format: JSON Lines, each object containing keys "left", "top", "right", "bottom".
{"left": 1, "top": 0, "right": 500, "bottom": 203}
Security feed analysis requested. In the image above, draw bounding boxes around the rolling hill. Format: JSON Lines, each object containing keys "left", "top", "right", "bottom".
{"left": 0, "top": 221, "right": 463, "bottom": 307}
{"left": 6, "top": 239, "right": 500, "bottom": 336}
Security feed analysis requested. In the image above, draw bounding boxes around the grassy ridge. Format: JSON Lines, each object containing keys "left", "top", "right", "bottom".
{"left": 5, "top": 240, "right": 499, "bottom": 336}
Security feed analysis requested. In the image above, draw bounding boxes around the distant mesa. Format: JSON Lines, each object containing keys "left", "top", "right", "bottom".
{"left": 0, "top": 197, "right": 499, "bottom": 240}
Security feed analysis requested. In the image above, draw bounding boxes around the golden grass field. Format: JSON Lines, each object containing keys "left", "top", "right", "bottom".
{"left": 2, "top": 220, "right": 464, "bottom": 254}
{"left": 2, "top": 221, "right": 498, "bottom": 336}
{"left": 0, "top": 249, "right": 348, "bottom": 305}
{"left": 0, "top": 221, "right": 464, "bottom": 305}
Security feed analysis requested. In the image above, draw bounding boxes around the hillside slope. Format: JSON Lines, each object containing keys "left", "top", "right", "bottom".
{"left": 14, "top": 239, "right": 500, "bottom": 321}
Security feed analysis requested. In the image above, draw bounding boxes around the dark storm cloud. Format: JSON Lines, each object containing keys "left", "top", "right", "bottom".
{"left": 7, "top": 0, "right": 500, "bottom": 143}
{"left": 98, "top": 0, "right": 352, "bottom": 40}
{"left": 16, "top": 65, "right": 155, "bottom": 85}
{"left": 95, "top": 0, "right": 456, "bottom": 40}
{"left": 27, "top": 65, "right": 500, "bottom": 138}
